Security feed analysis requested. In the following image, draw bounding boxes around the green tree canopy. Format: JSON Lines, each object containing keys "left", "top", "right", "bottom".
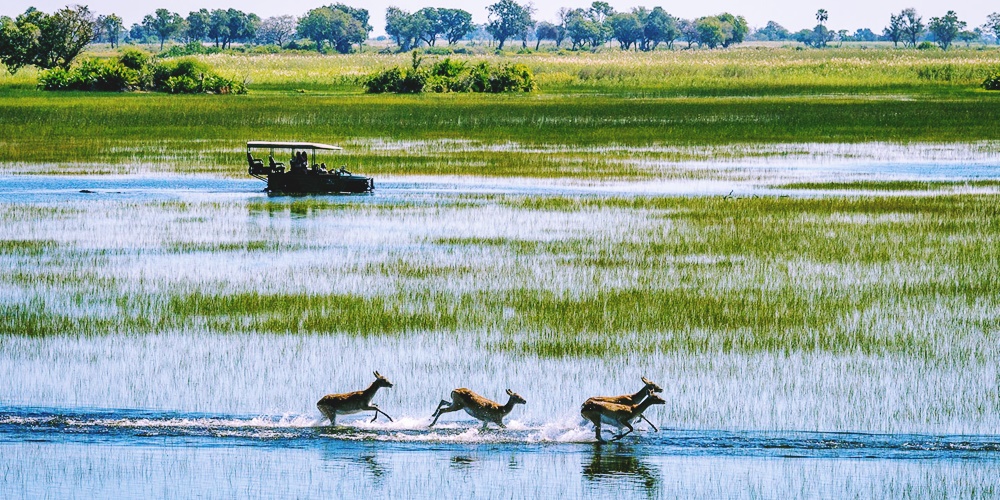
{"left": 0, "top": 5, "right": 95, "bottom": 73}
{"left": 185, "top": 9, "right": 210, "bottom": 42}
{"left": 757, "top": 21, "right": 790, "bottom": 41}
{"left": 901, "top": 8, "right": 925, "bottom": 47}
{"left": 142, "top": 9, "right": 183, "bottom": 51}
{"left": 641, "top": 7, "right": 679, "bottom": 50}
{"left": 486, "top": 0, "right": 532, "bottom": 50}
{"left": 985, "top": 13, "right": 1000, "bottom": 45}
{"left": 96, "top": 13, "right": 123, "bottom": 48}
{"left": 929, "top": 11, "right": 966, "bottom": 50}
{"left": 385, "top": 7, "right": 426, "bottom": 51}
{"left": 439, "top": 9, "right": 473, "bottom": 45}
{"left": 695, "top": 16, "right": 724, "bottom": 48}
{"left": 609, "top": 12, "right": 642, "bottom": 51}
{"left": 297, "top": 4, "right": 369, "bottom": 53}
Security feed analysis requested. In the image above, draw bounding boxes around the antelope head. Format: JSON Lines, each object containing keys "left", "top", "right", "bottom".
{"left": 373, "top": 371, "right": 394, "bottom": 388}
{"left": 641, "top": 376, "right": 663, "bottom": 393}
{"left": 506, "top": 388, "right": 527, "bottom": 405}
{"left": 641, "top": 393, "right": 666, "bottom": 408}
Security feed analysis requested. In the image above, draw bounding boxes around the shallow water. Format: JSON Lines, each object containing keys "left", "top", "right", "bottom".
{"left": 2, "top": 406, "right": 999, "bottom": 499}
{"left": 2, "top": 172, "right": 999, "bottom": 497}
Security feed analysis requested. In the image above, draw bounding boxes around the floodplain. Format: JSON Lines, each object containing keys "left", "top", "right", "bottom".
{"left": 2, "top": 46, "right": 1000, "bottom": 497}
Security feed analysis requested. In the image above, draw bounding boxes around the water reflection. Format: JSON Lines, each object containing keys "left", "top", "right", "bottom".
{"left": 582, "top": 444, "right": 661, "bottom": 497}
{"left": 355, "top": 454, "right": 388, "bottom": 486}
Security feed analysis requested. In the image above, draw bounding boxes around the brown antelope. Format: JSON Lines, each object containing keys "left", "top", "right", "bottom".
{"left": 429, "top": 388, "right": 526, "bottom": 429}
{"left": 581, "top": 393, "right": 666, "bottom": 443}
{"left": 584, "top": 376, "right": 663, "bottom": 431}
{"left": 316, "top": 371, "right": 394, "bottom": 426}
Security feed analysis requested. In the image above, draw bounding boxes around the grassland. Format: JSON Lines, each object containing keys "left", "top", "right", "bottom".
{"left": 1, "top": 47, "right": 999, "bottom": 176}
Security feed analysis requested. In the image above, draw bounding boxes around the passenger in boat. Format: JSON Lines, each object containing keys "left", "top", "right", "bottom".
{"left": 290, "top": 151, "right": 308, "bottom": 173}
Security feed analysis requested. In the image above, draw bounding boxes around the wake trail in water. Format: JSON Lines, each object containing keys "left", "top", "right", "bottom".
{"left": 3, "top": 406, "right": 1000, "bottom": 461}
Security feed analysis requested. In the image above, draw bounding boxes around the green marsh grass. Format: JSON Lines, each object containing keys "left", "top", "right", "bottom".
{"left": 3, "top": 194, "right": 997, "bottom": 361}
{"left": 3, "top": 47, "right": 1000, "bottom": 176}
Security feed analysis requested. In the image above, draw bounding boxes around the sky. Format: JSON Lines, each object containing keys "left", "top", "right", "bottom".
{"left": 2, "top": 0, "right": 995, "bottom": 37}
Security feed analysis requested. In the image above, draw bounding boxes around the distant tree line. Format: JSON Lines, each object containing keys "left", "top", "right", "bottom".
{"left": 3, "top": 3, "right": 1000, "bottom": 77}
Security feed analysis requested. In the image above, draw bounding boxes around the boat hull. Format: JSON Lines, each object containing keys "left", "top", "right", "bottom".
{"left": 266, "top": 170, "right": 373, "bottom": 194}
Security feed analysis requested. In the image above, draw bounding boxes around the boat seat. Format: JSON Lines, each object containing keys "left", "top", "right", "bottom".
{"left": 247, "top": 152, "right": 269, "bottom": 175}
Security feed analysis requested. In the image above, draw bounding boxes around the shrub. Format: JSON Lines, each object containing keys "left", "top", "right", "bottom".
{"left": 118, "top": 49, "right": 149, "bottom": 71}
{"left": 38, "top": 58, "right": 138, "bottom": 91}
{"left": 984, "top": 70, "right": 1000, "bottom": 90}
{"left": 917, "top": 41, "right": 937, "bottom": 50}
{"left": 161, "top": 41, "right": 217, "bottom": 58}
{"left": 489, "top": 63, "right": 535, "bottom": 92}
{"left": 362, "top": 59, "right": 535, "bottom": 94}
{"left": 37, "top": 67, "right": 74, "bottom": 90}
{"left": 40, "top": 50, "right": 246, "bottom": 94}
{"left": 164, "top": 75, "right": 201, "bottom": 94}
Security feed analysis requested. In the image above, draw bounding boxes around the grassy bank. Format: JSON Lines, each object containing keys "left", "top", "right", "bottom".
{"left": 1, "top": 47, "right": 999, "bottom": 177}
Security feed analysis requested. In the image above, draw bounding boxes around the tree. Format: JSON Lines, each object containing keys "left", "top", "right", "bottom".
{"left": 884, "top": 13, "right": 905, "bottom": 47}
{"left": 716, "top": 13, "right": 748, "bottom": 47}
{"left": 207, "top": 9, "right": 230, "bottom": 48}
{"left": 957, "top": 29, "right": 980, "bottom": 47}
{"left": 486, "top": 0, "right": 532, "bottom": 50}
{"left": 852, "top": 28, "right": 877, "bottom": 42}
{"left": 0, "top": 6, "right": 96, "bottom": 73}
{"left": 96, "top": 14, "right": 123, "bottom": 48}
{"left": 985, "top": 13, "right": 1000, "bottom": 44}
{"left": 642, "top": 7, "right": 678, "bottom": 50}
{"left": 185, "top": 9, "right": 210, "bottom": 43}
{"left": 756, "top": 21, "right": 789, "bottom": 41}
{"left": 928, "top": 11, "right": 965, "bottom": 50}
{"left": 439, "top": 9, "right": 473, "bottom": 45}
{"left": 143, "top": 9, "right": 183, "bottom": 51}
{"left": 534, "top": 21, "right": 559, "bottom": 49}
{"left": 385, "top": 7, "right": 425, "bottom": 51}
{"left": 695, "top": 17, "right": 724, "bottom": 48}
{"left": 679, "top": 19, "right": 699, "bottom": 49}
{"left": 125, "top": 23, "right": 151, "bottom": 44}
{"left": 257, "top": 15, "right": 296, "bottom": 46}
{"left": 415, "top": 7, "right": 442, "bottom": 46}
{"left": 816, "top": 9, "right": 828, "bottom": 27}
{"left": 564, "top": 2, "right": 614, "bottom": 50}
{"left": 900, "top": 8, "right": 925, "bottom": 47}
{"left": 224, "top": 9, "right": 260, "bottom": 48}
{"left": 609, "top": 12, "right": 642, "bottom": 50}
{"left": 297, "top": 5, "right": 368, "bottom": 53}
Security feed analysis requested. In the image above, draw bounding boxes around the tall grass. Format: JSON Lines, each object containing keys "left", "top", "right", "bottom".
{"left": 2, "top": 47, "right": 1000, "bottom": 176}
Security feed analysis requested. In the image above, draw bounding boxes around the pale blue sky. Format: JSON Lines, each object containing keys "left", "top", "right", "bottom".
{"left": 2, "top": 0, "right": 994, "bottom": 37}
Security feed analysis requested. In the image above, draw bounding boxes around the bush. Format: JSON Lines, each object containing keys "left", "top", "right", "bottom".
{"left": 984, "top": 71, "right": 1000, "bottom": 91}
{"left": 917, "top": 41, "right": 937, "bottom": 50}
{"left": 40, "top": 50, "right": 246, "bottom": 94}
{"left": 118, "top": 49, "right": 149, "bottom": 71}
{"left": 38, "top": 67, "right": 74, "bottom": 90}
{"left": 38, "top": 58, "right": 139, "bottom": 91}
{"left": 363, "top": 58, "right": 535, "bottom": 94}
{"left": 161, "top": 41, "right": 217, "bottom": 58}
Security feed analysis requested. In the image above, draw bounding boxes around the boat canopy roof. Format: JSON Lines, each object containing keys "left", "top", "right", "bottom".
{"left": 247, "top": 141, "right": 342, "bottom": 151}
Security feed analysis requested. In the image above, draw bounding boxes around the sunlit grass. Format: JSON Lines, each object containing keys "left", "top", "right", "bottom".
{"left": 2, "top": 47, "right": 1000, "bottom": 176}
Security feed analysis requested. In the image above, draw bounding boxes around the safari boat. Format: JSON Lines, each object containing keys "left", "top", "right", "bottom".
{"left": 246, "top": 141, "right": 374, "bottom": 194}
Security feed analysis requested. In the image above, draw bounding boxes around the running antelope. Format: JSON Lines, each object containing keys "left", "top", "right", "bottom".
{"left": 429, "top": 388, "right": 526, "bottom": 429}
{"left": 317, "top": 371, "right": 394, "bottom": 425}
{"left": 583, "top": 376, "right": 663, "bottom": 431}
{"left": 581, "top": 393, "right": 666, "bottom": 443}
